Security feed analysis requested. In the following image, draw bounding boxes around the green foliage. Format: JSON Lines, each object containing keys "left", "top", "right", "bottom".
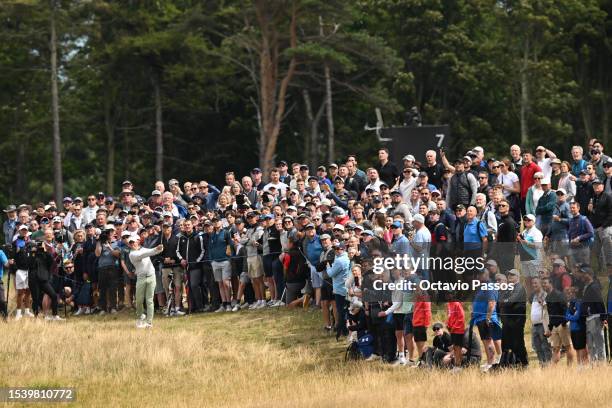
{"left": 0, "top": 0, "right": 610, "bottom": 204}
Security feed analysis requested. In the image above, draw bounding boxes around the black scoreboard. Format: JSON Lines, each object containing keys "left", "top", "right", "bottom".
{"left": 381, "top": 125, "right": 451, "bottom": 165}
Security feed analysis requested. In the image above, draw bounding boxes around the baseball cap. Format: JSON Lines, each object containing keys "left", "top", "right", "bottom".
{"left": 508, "top": 269, "right": 520, "bottom": 276}
{"left": 551, "top": 158, "right": 562, "bottom": 165}
{"left": 63, "top": 196, "right": 72, "bottom": 203}
{"left": 122, "top": 180, "right": 132, "bottom": 186}
{"left": 305, "top": 223, "right": 315, "bottom": 229}
{"left": 328, "top": 163, "right": 338, "bottom": 169}
{"left": 485, "top": 259, "right": 498, "bottom": 266}
{"left": 278, "top": 160, "right": 288, "bottom": 166}
{"left": 403, "top": 154, "right": 415, "bottom": 162}
{"left": 592, "top": 178, "right": 603, "bottom": 185}
{"left": 121, "top": 230, "right": 132, "bottom": 238}
{"left": 320, "top": 198, "right": 332, "bottom": 207}
{"left": 74, "top": 197, "right": 83, "bottom": 203}
{"left": 333, "top": 223, "right": 345, "bottom": 231}
{"left": 418, "top": 171, "right": 428, "bottom": 177}
{"left": 413, "top": 214, "right": 425, "bottom": 224}
{"left": 454, "top": 204, "right": 465, "bottom": 211}
{"left": 579, "top": 264, "right": 594, "bottom": 275}
{"left": 362, "top": 230, "right": 374, "bottom": 236}
{"left": 541, "top": 178, "right": 551, "bottom": 185}
{"left": 333, "top": 242, "right": 346, "bottom": 250}
{"left": 127, "top": 234, "right": 139, "bottom": 243}
{"left": 556, "top": 188, "right": 567, "bottom": 196}
{"left": 390, "top": 189, "right": 401, "bottom": 196}
{"left": 523, "top": 214, "right": 536, "bottom": 222}
{"left": 251, "top": 168, "right": 262, "bottom": 174}
{"left": 18, "top": 224, "right": 29, "bottom": 231}
{"left": 287, "top": 205, "right": 298, "bottom": 212}
{"left": 97, "top": 192, "right": 106, "bottom": 198}
{"left": 553, "top": 259, "right": 565, "bottom": 266}
{"left": 391, "top": 221, "right": 403, "bottom": 229}
{"left": 432, "top": 322, "right": 444, "bottom": 331}
{"left": 320, "top": 233, "right": 331, "bottom": 240}
{"left": 52, "top": 216, "right": 62, "bottom": 223}
{"left": 317, "top": 166, "right": 326, "bottom": 172}
{"left": 104, "top": 224, "right": 115, "bottom": 231}
{"left": 162, "top": 212, "right": 173, "bottom": 218}
{"left": 299, "top": 164, "right": 309, "bottom": 171}
{"left": 152, "top": 190, "right": 161, "bottom": 196}
{"left": 603, "top": 158, "right": 612, "bottom": 167}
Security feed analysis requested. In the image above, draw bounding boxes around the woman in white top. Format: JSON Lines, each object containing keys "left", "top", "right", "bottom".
{"left": 497, "top": 159, "right": 520, "bottom": 199}
{"left": 557, "top": 161, "right": 576, "bottom": 201}
{"left": 525, "top": 172, "right": 544, "bottom": 215}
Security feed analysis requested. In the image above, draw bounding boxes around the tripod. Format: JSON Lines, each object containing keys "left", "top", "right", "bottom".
{"left": 165, "top": 271, "right": 176, "bottom": 317}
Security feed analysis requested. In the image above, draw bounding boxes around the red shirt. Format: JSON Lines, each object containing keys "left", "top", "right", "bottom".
{"left": 520, "top": 161, "right": 542, "bottom": 198}
{"left": 446, "top": 301, "right": 465, "bottom": 334}
{"left": 412, "top": 299, "right": 431, "bottom": 328}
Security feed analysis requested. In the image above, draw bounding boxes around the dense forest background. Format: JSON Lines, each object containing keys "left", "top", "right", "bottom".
{"left": 1, "top": 0, "right": 611, "bottom": 204}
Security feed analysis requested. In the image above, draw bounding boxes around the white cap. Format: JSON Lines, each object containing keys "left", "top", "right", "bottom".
{"left": 333, "top": 223, "right": 345, "bottom": 231}
{"left": 52, "top": 216, "right": 62, "bottom": 223}
{"left": 413, "top": 214, "right": 425, "bottom": 224}
{"left": 127, "top": 234, "right": 139, "bottom": 243}
{"left": 18, "top": 224, "right": 29, "bottom": 231}
{"left": 104, "top": 224, "right": 116, "bottom": 231}
{"left": 403, "top": 154, "right": 415, "bottom": 162}
{"left": 162, "top": 212, "right": 173, "bottom": 218}
{"left": 556, "top": 188, "right": 567, "bottom": 195}
{"left": 541, "top": 177, "right": 551, "bottom": 185}
{"left": 121, "top": 230, "right": 132, "bottom": 238}
{"left": 287, "top": 206, "right": 298, "bottom": 212}
{"left": 524, "top": 214, "right": 536, "bottom": 222}
{"left": 320, "top": 199, "right": 332, "bottom": 207}
{"left": 152, "top": 190, "right": 161, "bottom": 196}
{"left": 473, "top": 146, "right": 484, "bottom": 154}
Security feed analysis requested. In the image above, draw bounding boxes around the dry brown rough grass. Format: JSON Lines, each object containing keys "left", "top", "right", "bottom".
{"left": 0, "top": 306, "right": 610, "bottom": 408}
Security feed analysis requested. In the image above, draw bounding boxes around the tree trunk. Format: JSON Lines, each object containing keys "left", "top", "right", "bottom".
{"left": 302, "top": 89, "right": 324, "bottom": 168}
{"left": 324, "top": 63, "right": 334, "bottom": 163}
{"left": 124, "top": 126, "right": 130, "bottom": 180}
{"left": 519, "top": 36, "right": 530, "bottom": 146}
{"left": 319, "top": 16, "right": 335, "bottom": 163}
{"left": 104, "top": 95, "right": 115, "bottom": 196}
{"left": 255, "top": 0, "right": 298, "bottom": 181}
{"left": 302, "top": 89, "right": 312, "bottom": 166}
{"left": 152, "top": 74, "right": 164, "bottom": 181}
{"left": 15, "top": 136, "right": 26, "bottom": 201}
{"left": 50, "top": 0, "right": 63, "bottom": 204}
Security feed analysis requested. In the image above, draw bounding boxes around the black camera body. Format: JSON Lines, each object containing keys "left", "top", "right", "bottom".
{"left": 98, "top": 230, "right": 110, "bottom": 244}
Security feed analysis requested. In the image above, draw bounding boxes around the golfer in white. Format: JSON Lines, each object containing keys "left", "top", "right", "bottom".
{"left": 128, "top": 234, "right": 163, "bottom": 328}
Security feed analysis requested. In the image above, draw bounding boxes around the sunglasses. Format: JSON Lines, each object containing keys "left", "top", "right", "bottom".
{"left": 534, "top": 177, "right": 543, "bottom": 180}
{"left": 191, "top": 187, "right": 198, "bottom": 191}
{"left": 492, "top": 166, "right": 499, "bottom": 169}
{"left": 498, "top": 203, "right": 509, "bottom": 207}
{"left": 478, "top": 176, "right": 487, "bottom": 179}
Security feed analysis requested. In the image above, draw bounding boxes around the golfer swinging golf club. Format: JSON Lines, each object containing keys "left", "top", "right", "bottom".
{"left": 128, "top": 234, "right": 164, "bottom": 329}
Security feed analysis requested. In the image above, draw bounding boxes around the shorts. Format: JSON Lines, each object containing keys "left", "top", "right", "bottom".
{"left": 550, "top": 324, "right": 572, "bottom": 349}
{"left": 211, "top": 260, "right": 232, "bottom": 282}
{"left": 413, "top": 326, "right": 427, "bottom": 342}
{"left": 570, "top": 329, "right": 587, "bottom": 350}
{"left": 403, "top": 313, "right": 414, "bottom": 335}
{"left": 477, "top": 321, "right": 502, "bottom": 341}
{"left": 320, "top": 281, "right": 334, "bottom": 301}
{"left": 393, "top": 313, "right": 406, "bottom": 331}
{"left": 520, "top": 260, "right": 539, "bottom": 278}
{"left": 451, "top": 333, "right": 464, "bottom": 347}
{"left": 162, "top": 266, "right": 183, "bottom": 295}
{"left": 239, "top": 271, "right": 251, "bottom": 284}
{"left": 247, "top": 256, "right": 263, "bottom": 279}
{"left": 310, "top": 265, "right": 323, "bottom": 289}
{"left": 15, "top": 269, "right": 28, "bottom": 290}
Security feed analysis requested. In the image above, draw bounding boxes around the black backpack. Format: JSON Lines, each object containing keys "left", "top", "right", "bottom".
{"left": 345, "top": 341, "right": 362, "bottom": 361}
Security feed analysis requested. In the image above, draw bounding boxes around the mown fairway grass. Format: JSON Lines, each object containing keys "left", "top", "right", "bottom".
{"left": 1, "top": 300, "right": 611, "bottom": 408}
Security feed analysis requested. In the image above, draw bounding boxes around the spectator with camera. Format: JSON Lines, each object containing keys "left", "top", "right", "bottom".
{"left": 176, "top": 219, "right": 207, "bottom": 312}
{"left": 94, "top": 226, "right": 121, "bottom": 315}
{"left": 27, "top": 235, "right": 63, "bottom": 321}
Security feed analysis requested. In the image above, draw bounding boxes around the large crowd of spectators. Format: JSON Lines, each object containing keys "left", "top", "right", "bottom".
{"left": 0, "top": 140, "right": 611, "bottom": 370}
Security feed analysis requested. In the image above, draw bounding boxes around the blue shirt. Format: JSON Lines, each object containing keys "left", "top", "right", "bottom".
{"left": 305, "top": 235, "right": 322, "bottom": 266}
{"left": 391, "top": 234, "right": 410, "bottom": 256}
{"left": 0, "top": 250, "right": 7, "bottom": 280}
{"left": 326, "top": 252, "right": 350, "bottom": 296}
{"left": 471, "top": 287, "right": 500, "bottom": 326}
{"left": 463, "top": 219, "right": 487, "bottom": 250}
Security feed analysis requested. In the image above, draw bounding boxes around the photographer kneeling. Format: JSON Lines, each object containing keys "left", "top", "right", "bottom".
{"left": 128, "top": 234, "right": 163, "bottom": 329}
{"left": 27, "top": 240, "right": 63, "bottom": 321}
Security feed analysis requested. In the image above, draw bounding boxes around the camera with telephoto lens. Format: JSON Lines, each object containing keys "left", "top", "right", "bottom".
{"left": 28, "top": 240, "right": 44, "bottom": 254}
{"left": 54, "top": 230, "right": 64, "bottom": 243}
